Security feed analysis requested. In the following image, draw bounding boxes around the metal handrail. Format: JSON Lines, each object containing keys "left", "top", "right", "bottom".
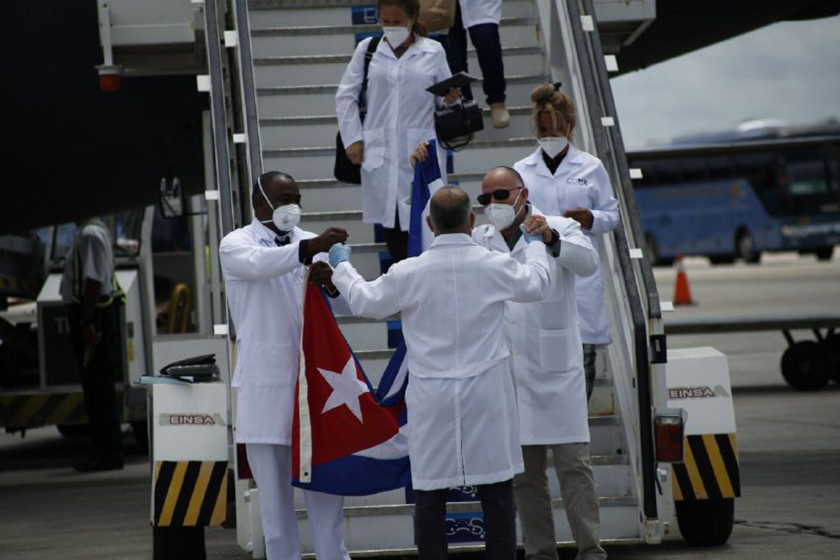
{"left": 202, "top": 0, "right": 236, "bottom": 239}
{"left": 233, "top": 0, "right": 265, "bottom": 191}
{"left": 563, "top": 0, "right": 660, "bottom": 521}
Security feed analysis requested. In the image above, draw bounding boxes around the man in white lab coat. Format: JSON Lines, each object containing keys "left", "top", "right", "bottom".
{"left": 328, "top": 186, "right": 551, "bottom": 560}
{"left": 219, "top": 171, "right": 350, "bottom": 560}
{"left": 472, "top": 167, "right": 607, "bottom": 560}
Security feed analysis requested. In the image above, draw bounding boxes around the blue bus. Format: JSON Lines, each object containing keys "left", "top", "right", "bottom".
{"left": 628, "top": 134, "right": 840, "bottom": 265}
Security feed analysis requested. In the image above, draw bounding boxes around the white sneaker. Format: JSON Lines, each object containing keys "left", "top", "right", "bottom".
{"left": 490, "top": 103, "right": 510, "bottom": 129}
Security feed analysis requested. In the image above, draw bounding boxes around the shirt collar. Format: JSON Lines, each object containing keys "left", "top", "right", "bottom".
{"left": 251, "top": 218, "right": 297, "bottom": 245}
{"left": 381, "top": 35, "right": 437, "bottom": 60}
{"left": 430, "top": 233, "right": 475, "bottom": 247}
{"left": 523, "top": 144, "right": 584, "bottom": 176}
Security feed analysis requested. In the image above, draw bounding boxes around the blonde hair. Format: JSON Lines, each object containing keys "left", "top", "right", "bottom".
{"left": 530, "top": 83, "right": 576, "bottom": 138}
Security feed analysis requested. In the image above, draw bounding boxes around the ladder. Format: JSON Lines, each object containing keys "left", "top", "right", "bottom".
{"left": 209, "top": 0, "right": 668, "bottom": 555}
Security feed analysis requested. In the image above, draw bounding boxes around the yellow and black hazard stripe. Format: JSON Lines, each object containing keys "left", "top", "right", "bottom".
{"left": 0, "top": 393, "right": 87, "bottom": 428}
{"left": 154, "top": 461, "right": 230, "bottom": 527}
{"left": 672, "top": 433, "right": 740, "bottom": 501}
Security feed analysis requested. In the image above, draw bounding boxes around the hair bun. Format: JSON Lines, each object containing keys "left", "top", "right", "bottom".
{"left": 530, "top": 83, "right": 556, "bottom": 105}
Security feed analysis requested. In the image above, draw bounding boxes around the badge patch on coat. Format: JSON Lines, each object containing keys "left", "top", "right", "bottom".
{"left": 567, "top": 177, "right": 589, "bottom": 186}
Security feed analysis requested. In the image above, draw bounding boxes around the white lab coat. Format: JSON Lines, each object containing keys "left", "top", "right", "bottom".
{"left": 514, "top": 145, "right": 620, "bottom": 344}
{"left": 336, "top": 36, "right": 450, "bottom": 230}
{"left": 473, "top": 209, "right": 599, "bottom": 445}
{"left": 459, "top": 0, "right": 502, "bottom": 28}
{"left": 331, "top": 233, "right": 551, "bottom": 489}
{"left": 220, "top": 220, "right": 321, "bottom": 445}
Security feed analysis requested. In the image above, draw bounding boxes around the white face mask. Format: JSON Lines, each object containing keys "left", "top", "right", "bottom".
{"left": 383, "top": 26, "right": 410, "bottom": 48}
{"left": 257, "top": 177, "right": 301, "bottom": 232}
{"left": 538, "top": 136, "right": 569, "bottom": 159}
{"left": 485, "top": 190, "right": 522, "bottom": 231}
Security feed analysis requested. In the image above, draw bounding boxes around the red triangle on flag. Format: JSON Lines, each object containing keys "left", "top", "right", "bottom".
{"left": 293, "top": 284, "right": 400, "bottom": 474}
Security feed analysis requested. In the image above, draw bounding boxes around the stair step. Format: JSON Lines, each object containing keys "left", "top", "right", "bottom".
{"left": 297, "top": 495, "right": 636, "bottom": 520}
{"left": 266, "top": 137, "right": 537, "bottom": 183}
{"left": 296, "top": 173, "right": 490, "bottom": 212}
{"left": 256, "top": 74, "right": 548, "bottom": 118}
{"left": 248, "top": 0, "right": 536, "bottom": 27}
{"left": 251, "top": 16, "right": 535, "bottom": 34}
{"left": 251, "top": 18, "right": 539, "bottom": 57}
{"left": 260, "top": 106, "right": 534, "bottom": 149}
{"left": 254, "top": 47, "right": 544, "bottom": 88}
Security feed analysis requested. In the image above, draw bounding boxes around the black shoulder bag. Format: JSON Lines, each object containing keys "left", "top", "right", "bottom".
{"left": 334, "top": 37, "right": 381, "bottom": 184}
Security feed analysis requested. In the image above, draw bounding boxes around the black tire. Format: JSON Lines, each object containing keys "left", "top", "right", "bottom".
{"left": 675, "top": 498, "right": 735, "bottom": 546}
{"left": 823, "top": 334, "right": 840, "bottom": 384}
{"left": 736, "top": 230, "right": 760, "bottom": 263}
{"left": 131, "top": 420, "right": 149, "bottom": 454}
{"left": 780, "top": 341, "right": 831, "bottom": 390}
{"left": 709, "top": 255, "right": 735, "bottom": 265}
{"left": 56, "top": 424, "right": 90, "bottom": 438}
{"left": 815, "top": 246, "right": 834, "bottom": 261}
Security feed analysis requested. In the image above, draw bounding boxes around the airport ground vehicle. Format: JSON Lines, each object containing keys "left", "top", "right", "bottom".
{"left": 628, "top": 131, "right": 840, "bottom": 266}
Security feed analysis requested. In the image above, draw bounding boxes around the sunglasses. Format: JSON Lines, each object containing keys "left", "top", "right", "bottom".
{"left": 477, "top": 187, "right": 522, "bottom": 206}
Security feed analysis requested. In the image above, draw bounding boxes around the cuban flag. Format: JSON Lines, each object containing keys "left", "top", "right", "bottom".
{"left": 291, "top": 139, "right": 441, "bottom": 495}
{"left": 291, "top": 284, "right": 410, "bottom": 495}
{"left": 408, "top": 139, "right": 445, "bottom": 258}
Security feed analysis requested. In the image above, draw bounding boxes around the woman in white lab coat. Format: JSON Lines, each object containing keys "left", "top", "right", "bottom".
{"left": 336, "top": 0, "right": 458, "bottom": 262}
{"left": 513, "top": 83, "right": 620, "bottom": 400}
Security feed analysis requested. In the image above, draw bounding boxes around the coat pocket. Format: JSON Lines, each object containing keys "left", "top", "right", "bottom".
{"left": 362, "top": 128, "right": 386, "bottom": 170}
{"left": 538, "top": 327, "right": 579, "bottom": 373}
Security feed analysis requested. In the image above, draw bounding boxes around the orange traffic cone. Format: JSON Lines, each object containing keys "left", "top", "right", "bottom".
{"left": 673, "top": 254, "right": 694, "bottom": 306}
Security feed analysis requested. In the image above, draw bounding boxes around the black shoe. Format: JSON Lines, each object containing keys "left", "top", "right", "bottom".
{"left": 73, "top": 456, "right": 124, "bottom": 472}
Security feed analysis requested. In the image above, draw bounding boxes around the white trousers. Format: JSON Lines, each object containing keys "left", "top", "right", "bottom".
{"left": 246, "top": 444, "right": 350, "bottom": 560}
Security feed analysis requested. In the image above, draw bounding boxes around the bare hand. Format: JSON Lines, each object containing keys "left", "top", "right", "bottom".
{"left": 345, "top": 141, "right": 364, "bottom": 166}
{"left": 308, "top": 261, "right": 334, "bottom": 286}
{"left": 523, "top": 214, "right": 553, "bottom": 243}
{"left": 564, "top": 208, "right": 594, "bottom": 230}
{"left": 309, "top": 227, "right": 349, "bottom": 256}
{"left": 410, "top": 141, "right": 430, "bottom": 167}
{"left": 444, "top": 87, "right": 461, "bottom": 105}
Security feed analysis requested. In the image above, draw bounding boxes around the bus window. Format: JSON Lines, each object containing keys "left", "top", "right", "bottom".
{"left": 784, "top": 152, "right": 836, "bottom": 215}
{"left": 733, "top": 153, "right": 785, "bottom": 215}
{"left": 677, "top": 158, "right": 710, "bottom": 183}
{"left": 786, "top": 160, "right": 828, "bottom": 196}
{"left": 706, "top": 155, "right": 735, "bottom": 181}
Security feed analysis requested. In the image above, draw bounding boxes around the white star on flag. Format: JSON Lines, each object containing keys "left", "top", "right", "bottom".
{"left": 318, "top": 357, "right": 370, "bottom": 422}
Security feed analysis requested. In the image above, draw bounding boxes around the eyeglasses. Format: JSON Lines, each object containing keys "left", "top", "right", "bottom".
{"left": 477, "top": 187, "right": 522, "bottom": 206}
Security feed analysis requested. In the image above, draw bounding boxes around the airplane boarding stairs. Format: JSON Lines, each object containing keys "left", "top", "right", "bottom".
{"left": 223, "top": 0, "right": 668, "bottom": 555}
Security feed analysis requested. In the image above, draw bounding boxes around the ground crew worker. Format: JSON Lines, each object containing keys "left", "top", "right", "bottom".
{"left": 60, "top": 217, "right": 124, "bottom": 472}
{"left": 514, "top": 83, "right": 620, "bottom": 402}
{"left": 473, "top": 166, "right": 607, "bottom": 560}
{"left": 219, "top": 171, "right": 349, "bottom": 560}
{"left": 328, "top": 186, "right": 550, "bottom": 560}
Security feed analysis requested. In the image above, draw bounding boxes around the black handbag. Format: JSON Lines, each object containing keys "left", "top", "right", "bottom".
{"left": 334, "top": 38, "right": 380, "bottom": 184}
{"left": 434, "top": 100, "right": 484, "bottom": 151}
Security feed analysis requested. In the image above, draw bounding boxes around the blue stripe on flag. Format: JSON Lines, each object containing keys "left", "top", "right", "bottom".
{"left": 407, "top": 139, "right": 442, "bottom": 258}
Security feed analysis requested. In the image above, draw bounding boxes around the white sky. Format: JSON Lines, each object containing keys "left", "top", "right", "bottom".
{"left": 611, "top": 14, "right": 840, "bottom": 149}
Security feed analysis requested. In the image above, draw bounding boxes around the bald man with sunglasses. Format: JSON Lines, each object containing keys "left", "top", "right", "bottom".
{"left": 473, "top": 167, "right": 606, "bottom": 560}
